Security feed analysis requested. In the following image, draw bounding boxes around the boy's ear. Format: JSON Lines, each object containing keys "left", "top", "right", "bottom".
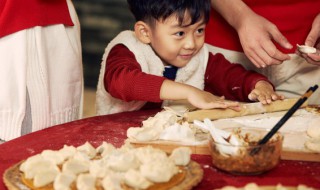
{"left": 134, "top": 21, "right": 151, "bottom": 44}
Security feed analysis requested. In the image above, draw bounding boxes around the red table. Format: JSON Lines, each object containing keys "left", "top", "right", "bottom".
{"left": 1, "top": 109, "right": 320, "bottom": 190}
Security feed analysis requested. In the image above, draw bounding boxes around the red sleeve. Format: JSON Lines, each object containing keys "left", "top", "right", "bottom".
{"left": 104, "top": 44, "right": 166, "bottom": 102}
{"left": 0, "top": 0, "right": 73, "bottom": 38}
{"left": 204, "top": 52, "right": 273, "bottom": 102}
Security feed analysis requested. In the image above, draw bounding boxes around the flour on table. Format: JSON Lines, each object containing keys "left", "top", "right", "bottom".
{"left": 212, "top": 109, "right": 320, "bottom": 152}
{"left": 127, "top": 108, "right": 320, "bottom": 153}
{"left": 213, "top": 109, "right": 316, "bottom": 133}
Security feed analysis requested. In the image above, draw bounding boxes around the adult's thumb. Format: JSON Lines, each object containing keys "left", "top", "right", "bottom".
{"left": 305, "top": 28, "right": 319, "bottom": 47}
{"left": 305, "top": 14, "right": 320, "bottom": 47}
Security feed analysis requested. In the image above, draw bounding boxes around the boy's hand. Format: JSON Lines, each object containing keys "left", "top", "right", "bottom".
{"left": 160, "top": 80, "right": 240, "bottom": 110}
{"left": 187, "top": 90, "right": 241, "bottom": 111}
{"left": 248, "top": 81, "right": 284, "bottom": 104}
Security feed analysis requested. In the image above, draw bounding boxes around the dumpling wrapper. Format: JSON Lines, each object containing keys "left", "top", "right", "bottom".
{"left": 297, "top": 44, "right": 317, "bottom": 54}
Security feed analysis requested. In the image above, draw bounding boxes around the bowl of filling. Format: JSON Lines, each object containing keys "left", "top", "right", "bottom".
{"left": 208, "top": 127, "right": 283, "bottom": 175}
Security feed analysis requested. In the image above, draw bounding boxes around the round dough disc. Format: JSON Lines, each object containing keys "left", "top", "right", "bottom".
{"left": 306, "top": 118, "right": 320, "bottom": 138}
{"left": 305, "top": 139, "right": 320, "bottom": 153}
{"left": 297, "top": 44, "right": 317, "bottom": 54}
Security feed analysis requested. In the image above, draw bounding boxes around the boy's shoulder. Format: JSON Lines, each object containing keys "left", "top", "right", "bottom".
{"left": 207, "top": 51, "right": 232, "bottom": 65}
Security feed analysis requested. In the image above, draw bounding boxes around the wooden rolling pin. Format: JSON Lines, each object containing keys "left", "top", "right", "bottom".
{"left": 184, "top": 98, "right": 308, "bottom": 122}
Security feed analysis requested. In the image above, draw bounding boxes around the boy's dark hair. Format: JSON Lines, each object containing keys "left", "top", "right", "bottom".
{"left": 127, "top": 0, "right": 211, "bottom": 27}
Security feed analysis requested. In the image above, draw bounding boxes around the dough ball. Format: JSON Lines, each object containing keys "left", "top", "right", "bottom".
{"left": 297, "top": 44, "right": 317, "bottom": 54}
{"left": 306, "top": 118, "right": 320, "bottom": 139}
{"left": 305, "top": 139, "right": 320, "bottom": 153}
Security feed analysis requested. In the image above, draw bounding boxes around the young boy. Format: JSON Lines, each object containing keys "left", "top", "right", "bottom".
{"left": 96, "top": 0, "right": 283, "bottom": 115}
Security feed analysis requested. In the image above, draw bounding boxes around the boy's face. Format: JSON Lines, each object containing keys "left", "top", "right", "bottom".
{"left": 148, "top": 13, "right": 206, "bottom": 67}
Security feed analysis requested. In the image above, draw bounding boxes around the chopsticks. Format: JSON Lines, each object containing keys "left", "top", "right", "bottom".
{"left": 250, "top": 84, "right": 319, "bottom": 155}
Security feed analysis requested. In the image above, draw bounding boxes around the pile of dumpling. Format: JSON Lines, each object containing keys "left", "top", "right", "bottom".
{"left": 19, "top": 141, "right": 192, "bottom": 190}
{"left": 127, "top": 108, "right": 206, "bottom": 144}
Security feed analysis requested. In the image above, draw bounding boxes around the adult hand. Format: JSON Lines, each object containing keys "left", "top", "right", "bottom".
{"left": 236, "top": 12, "right": 293, "bottom": 68}
{"left": 298, "top": 13, "right": 320, "bottom": 65}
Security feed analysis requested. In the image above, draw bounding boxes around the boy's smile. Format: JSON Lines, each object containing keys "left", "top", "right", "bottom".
{"left": 147, "top": 13, "right": 206, "bottom": 67}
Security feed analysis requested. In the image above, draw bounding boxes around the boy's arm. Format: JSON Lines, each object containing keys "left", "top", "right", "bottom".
{"left": 159, "top": 79, "right": 239, "bottom": 110}
{"left": 104, "top": 44, "right": 165, "bottom": 102}
{"left": 105, "top": 45, "right": 239, "bottom": 110}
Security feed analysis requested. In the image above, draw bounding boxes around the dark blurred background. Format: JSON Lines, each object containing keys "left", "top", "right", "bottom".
{"left": 74, "top": 0, "right": 135, "bottom": 88}
{"left": 73, "top": 0, "right": 135, "bottom": 117}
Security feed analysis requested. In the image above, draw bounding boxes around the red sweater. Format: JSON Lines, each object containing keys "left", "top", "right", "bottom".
{"left": 0, "top": 0, "right": 73, "bottom": 38}
{"left": 205, "top": 0, "right": 320, "bottom": 54}
{"left": 104, "top": 44, "right": 269, "bottom": 109}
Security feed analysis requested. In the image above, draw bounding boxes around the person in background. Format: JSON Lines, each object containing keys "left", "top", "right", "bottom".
{"left": 96, "top": 0, "right": 284, "bottom": 116}
{"left": 205, "top": 0, "right": 320, "bottom": 104}
{"left": 0, "top": 0, "right": 83, "bottom": 142}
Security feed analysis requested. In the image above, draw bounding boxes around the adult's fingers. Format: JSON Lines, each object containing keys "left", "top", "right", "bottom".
{"left": 305, "top": 14, "right": 320, "bottom": 47}
{"left": 262, "top": 40, "right": 290, "bottom": 65}
{"left": 306, "top": 53, "right": 320, "bottom": 65}
{"left": 244, "top": 39, "right": 289, "bottom": 67}
{"left": 269, "top": 25, "right": 293, "bottom": 50}
{"left": 246, "top": 53, "right": 264, "bottom": 68}
{"left": 299, "top": 51, "right": 320, "bottom": 65}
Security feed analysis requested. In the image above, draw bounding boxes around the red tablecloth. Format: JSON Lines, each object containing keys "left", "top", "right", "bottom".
{"left": 1, "top": 109, "right": 320, "bottom": 190}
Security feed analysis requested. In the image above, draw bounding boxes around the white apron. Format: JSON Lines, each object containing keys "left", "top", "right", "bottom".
{"left": 96, "top": 31, "right": 209, "bottom": 115}
{"left": 0, "top": 0, "right": 83, "bottom": 141}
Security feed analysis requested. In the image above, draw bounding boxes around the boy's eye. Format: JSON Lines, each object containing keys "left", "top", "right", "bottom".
{"left": 175, "top": 31, "right": 185, "bottom": 37}
{"left": 197, "top": 28, "right": 204, "bottom": 34}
